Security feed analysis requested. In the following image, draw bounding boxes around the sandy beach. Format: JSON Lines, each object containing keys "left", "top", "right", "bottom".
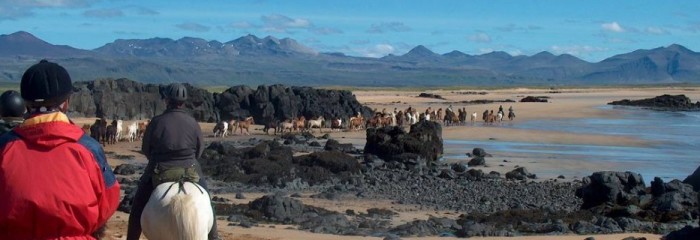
{"left": 90, "top": 87, "right": 700, "bottom": 240}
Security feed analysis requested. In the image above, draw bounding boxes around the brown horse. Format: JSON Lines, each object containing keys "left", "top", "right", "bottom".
{"left": 235, "top": 116, "right": 255, "bottom": 135}
{"left": 330, "top": 118, "right": 343, "bottom": 132}
{"left": 348, "top": 116, "right": 364, "bottom": 131}
{"left": 294, "top": 116, "right": 306, "bottom": 132}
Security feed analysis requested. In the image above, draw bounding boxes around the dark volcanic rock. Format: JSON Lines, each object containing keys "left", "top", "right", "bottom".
{"left": 520, "top": 96, "right": 548, "bottom": 102}
{"left": 113, "top": 164, "right": 138, "bottom": 175}
{"left": 505, "top": 167, "right": 536, "bottom": 180}
{"left": 417, "top": 92, "right": 445, "bottom": 100}
{"left": 200, "top": 140, "right": 360, "bottom": 187}
{"left": 468, "top": 157, "right": 485, "bottom": 166}
{"left": 683, "top": 165, "right": 700, "bottom": 191}
{"left": 364, "top": 120, "right": 443, "bottom": 163}
{"left": 324, "top": 139, "right": 356, "bottom": 153}
{"left": 576, "top": 171, "right": 647, "bottom": 209}
{"left": 215, "top": 84, "right": 372, "bottom": 125}
{"left": 248, "top": 194, "right": 305, "bottom": 223}
{"left": 69, "top": 78, "right": 217, "bottom": 122}
{"left": 608, "top": 94, "right": 700, "bottom": 111}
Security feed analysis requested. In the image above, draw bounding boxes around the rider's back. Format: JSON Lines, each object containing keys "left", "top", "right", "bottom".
{"left": 142, "top": 108, "right": 202, "bottom": 168}
{"left": 0, "top": 114, "right": 120, "bottom": 239}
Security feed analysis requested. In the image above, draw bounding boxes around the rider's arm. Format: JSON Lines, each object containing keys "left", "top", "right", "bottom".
{"left": 78, "top": 136, "right": 120, "bottom": 231}
{"left": 141, "top": 122, "right": 153, "bottom": 160}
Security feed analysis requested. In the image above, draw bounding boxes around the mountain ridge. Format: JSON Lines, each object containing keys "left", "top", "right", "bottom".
{"left": 1, "top": 31, "right": 698, "bottom": 87}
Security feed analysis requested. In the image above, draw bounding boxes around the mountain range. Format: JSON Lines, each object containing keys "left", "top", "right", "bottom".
{"left": 1, "top": 31, "right": 699, "bottom": 87}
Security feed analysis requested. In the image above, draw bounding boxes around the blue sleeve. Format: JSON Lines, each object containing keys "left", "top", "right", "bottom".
{"left": 0, "top": 131, "right": 20, "bottom": 149}
{"left": 78, "top": 134, "right": 117, "bottom": 188}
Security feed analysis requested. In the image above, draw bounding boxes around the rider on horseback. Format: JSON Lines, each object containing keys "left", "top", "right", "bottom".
{"left": 0, "top": 60, "right": 120, "bottom": 239}
{"left": 127, "top": 83, "right": 221, "bottom": 240}
{"left": 0, "top": 90, "right": 26, "bottom": 135}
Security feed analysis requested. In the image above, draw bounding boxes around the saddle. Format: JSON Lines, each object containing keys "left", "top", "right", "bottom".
{"left": 151, "top": 163, "right": 200, "bottom": 188}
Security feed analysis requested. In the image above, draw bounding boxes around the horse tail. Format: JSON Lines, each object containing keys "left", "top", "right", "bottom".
{"left": 166, "top": 192, "right": 200, "bottom": 240}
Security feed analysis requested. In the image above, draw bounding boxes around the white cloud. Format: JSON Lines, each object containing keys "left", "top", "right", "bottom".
{"left": 509, "top": 49, "right": 523, "bottom": 56}
{"left": 468, "top": 32, "right": 491, "bottom": 43}
{"left": 550, "top": 45, "right": 607, "bottom": 57}
{"left": 311, "top": 27, "right": 343, "bottom": 35}
{"left": 645, "top": 26, "right": 669, "bottom": 35}
{"left": 366, "top": 22, "right": 411, "bottom": 33}
{"left": 0, "top": 0, "right": 95, "bottom": 20}
{"left": 602, "top": 21, "right": 625, "bottom": 32}
{"left": 230, "top": 21, "right": 256, "bottom": 29}
{"left": 83, "top": 8, "right": 123, "bottom": 18}
{"left": 176, "top": 22, "right": 211, "bottom": 32}
{"left": 358, "top": 44, "right": 395, "bottom": 58}
{"left": 261, "top": 14, "right": 311, "bottom": 33}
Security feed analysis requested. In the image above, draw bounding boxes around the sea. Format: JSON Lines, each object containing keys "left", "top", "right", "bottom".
{"left": 443, "top": 105, "right": 700, "bottom": 184}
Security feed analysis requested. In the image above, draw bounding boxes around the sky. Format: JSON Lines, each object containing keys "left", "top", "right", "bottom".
{"left": 1, "top": 0, "right": 699, "bottom": 62}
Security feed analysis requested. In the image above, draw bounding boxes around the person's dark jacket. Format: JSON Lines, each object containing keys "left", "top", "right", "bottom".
{"left": 142, "top": 108, "right": 203, "bottom": 168}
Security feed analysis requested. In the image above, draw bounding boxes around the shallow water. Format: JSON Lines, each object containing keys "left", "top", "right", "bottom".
{"left": 444, "top": 105, "right": 700, "bottom": 183}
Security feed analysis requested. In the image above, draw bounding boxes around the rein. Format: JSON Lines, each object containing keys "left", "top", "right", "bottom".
{"left": 159, "top": 178, "right": 205, "bottom": 200}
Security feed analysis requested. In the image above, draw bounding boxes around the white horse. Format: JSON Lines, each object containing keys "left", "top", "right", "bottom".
{"left": 497, "top": 112, "right": 503, "bottom": 123}
{"left": 307, "top": 116, "right": 325, "bottom": 133}
{"left": 116, "top": 120, "right": 123, "bottom": 141}
{"left": 141, "top": 181, "right": 213, "bottom": 240}
{"left": 407, "top": 112, "right": 418, "bottom": 125}
{"left": 470, "top": 112, "right": 477, "bottom": 125}
{"left": 127, "top": 122, "right": 138, "bottom": 142}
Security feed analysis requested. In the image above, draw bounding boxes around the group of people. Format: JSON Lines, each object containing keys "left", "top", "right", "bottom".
{"left": 0, "top": 60, "right": 220, "bottom": 239}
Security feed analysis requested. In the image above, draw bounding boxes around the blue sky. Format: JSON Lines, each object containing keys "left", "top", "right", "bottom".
{"left": 1, "top": 0, "right": 699, "bottom": 62}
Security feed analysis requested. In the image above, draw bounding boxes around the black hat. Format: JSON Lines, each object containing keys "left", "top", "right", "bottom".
{"left": 166, "top": 83, "right": 188, "bottom": 102}
{"left": 21, "top": 60, "right": 73, "bottom": 107}
{"left": 0, "top": 90, "right": 26, "bottom": 117}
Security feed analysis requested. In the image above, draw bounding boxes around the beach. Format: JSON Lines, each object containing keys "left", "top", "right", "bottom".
{"left": 90, "top": 87, "right": 700, "bottom": 240}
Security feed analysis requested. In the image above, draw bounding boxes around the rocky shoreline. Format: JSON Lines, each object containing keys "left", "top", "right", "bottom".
{"left": 112, "top": 122, "right": 700, "bottom": 239}
{"left": 608, "top": 94, "right": 700, "bottom": 111}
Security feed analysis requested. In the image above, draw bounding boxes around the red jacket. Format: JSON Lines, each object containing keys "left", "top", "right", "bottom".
{"left": 0, "top": 112, "right": 120, "bottom": 240}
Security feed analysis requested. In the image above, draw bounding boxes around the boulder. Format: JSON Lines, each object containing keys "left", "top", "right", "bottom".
{"left": 576, "top": 171, "right": 647, "bottom": 209}
{"left": 113, "top": 164, "right": 138, "bottom": 175}
{"left": 324, "top": 139, "right": 356, "bottom": 153}
{"left": 249, "top": 194, "right": 305, "bottom": 223}
{"left": 505, "top": 167, "right": 536, "bottom": 181}
{"left": 683, "top": 165, "right": 700, "bottom": 191}
{"left": 364, "top": 120, "right": 443, "bottom": 163}
{"left": 468, "top": 157, "right": 485, "bottom": 166}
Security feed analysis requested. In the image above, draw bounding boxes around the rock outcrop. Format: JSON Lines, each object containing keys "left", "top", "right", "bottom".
{"left": 364, "top": 120, "right": 443, "bottom": 164}
{"left": 608, "top": 94, "right": 700, "bottom": 111}
{"left": 214, "top": 84, "right": 372, "bottom": 125}
{"left": 68, "top": 78, "right": 217, "bottom": 122}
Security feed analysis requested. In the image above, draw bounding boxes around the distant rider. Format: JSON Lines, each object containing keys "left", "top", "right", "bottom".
{"left": 0, "top": 90, "right": 26, "bottom": 135}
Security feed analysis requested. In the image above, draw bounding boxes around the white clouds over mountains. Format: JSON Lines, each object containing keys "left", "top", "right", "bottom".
{"left": 602, "top": 21, "right": 625, "bottom": 32}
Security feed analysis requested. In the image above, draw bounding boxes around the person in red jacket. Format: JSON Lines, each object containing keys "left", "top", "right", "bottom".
{"left": 0, "top": 60, "right": 121, "bottom": 240}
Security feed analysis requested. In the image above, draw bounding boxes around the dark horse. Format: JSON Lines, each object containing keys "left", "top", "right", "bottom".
{"left": 262, "top": 118, "right": 281, "bottom": 135}
{"left": 90, "top": 119, "right": 107, "bottom": 145}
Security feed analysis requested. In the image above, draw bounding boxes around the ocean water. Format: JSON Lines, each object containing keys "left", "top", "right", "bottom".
{"left": 444, "top": 105, "right": 700, "bottom": 183}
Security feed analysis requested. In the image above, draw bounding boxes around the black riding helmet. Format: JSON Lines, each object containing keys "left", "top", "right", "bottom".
{"left": 0, "top": 90, "right": 26, "bottom": 117}
{"left": 20, "top": 60, "right": 73, "bottom": 107}
{"left": 166, "top": 83, "right": 187, "bottom": 102}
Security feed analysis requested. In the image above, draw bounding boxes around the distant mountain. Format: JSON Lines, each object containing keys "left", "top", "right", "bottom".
{"left": 0, "top": 31, "right": 93, "bottom": 57}
{"left": 226, "top": 35, "right": 318, "bottom": 56}
{"left": 1, "top": 31, "right": 699, "bottom": 87}
{"left": 94, "top": 37, "right": 239, "bottom": 57}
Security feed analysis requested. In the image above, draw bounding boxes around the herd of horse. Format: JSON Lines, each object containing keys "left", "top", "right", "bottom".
{"left": 212, "top": 105, "right": 516, "bottom": 137}
{"left": 83, "top": 118, "right": 150, "bottom": 145}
